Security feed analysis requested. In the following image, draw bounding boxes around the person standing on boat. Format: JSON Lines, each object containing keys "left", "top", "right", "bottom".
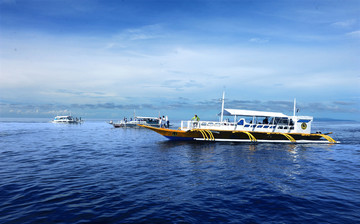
{"left": 263, "top": 117, "right": 269, "bottom": 124}
{"left": 166, "top": 116, "right": 169, "bottom": 128}
{"left": 191, "top": 114, "right": 200, "bottom": 128}
{"left": 162, "top": 116, "right": 166, "bottom": 128}
{"left": 159, "top": 117, "right": 163, "bottom": 128}
{"left": 192, "top": 114, "right": 200, "bottom": 121}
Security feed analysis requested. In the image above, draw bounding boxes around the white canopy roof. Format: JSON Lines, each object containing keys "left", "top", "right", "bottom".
{"left": 135, "top": 116, "right": 159, "bottom": 120}
{"left": 223, "top": 109, "right": 288, "bottom": 117}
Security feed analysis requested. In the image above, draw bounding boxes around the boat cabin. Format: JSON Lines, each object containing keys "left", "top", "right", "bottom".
{"left": 135, "top": 116, "right": 160, "bottom": 125}
{"left": 53, "top": 115, "right": 81, "bottom": 123}
{"left": 181, "top": 108, "right": 313, "bottom": 134}
{"left": 113, "top": 116, "right": 161, "bottom": 128}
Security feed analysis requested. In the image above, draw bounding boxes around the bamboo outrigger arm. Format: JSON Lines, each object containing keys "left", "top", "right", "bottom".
{"left": 232, "top": 131, "right": 257, "bottom": 142}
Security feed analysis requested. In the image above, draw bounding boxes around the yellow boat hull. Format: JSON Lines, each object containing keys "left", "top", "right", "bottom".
{"left": 138, "top": 125, "right": 339, "bottom": 143}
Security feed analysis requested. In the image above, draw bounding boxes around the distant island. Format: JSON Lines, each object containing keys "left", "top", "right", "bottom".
{"left": 314, "top": 118, "right": 357, "bottom": 122}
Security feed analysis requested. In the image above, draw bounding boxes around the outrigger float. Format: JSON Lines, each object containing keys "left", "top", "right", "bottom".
{"left": 139, "top": 93, "right": 339, "bottom": 144}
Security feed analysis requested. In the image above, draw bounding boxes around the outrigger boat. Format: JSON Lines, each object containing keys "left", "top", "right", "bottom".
{"left": 139, "top": 93, "right": 339, "bottom": 144}
{"left": 113, "top": 116, "right": 161, "bottom": 128}
{"left": 52, "top": 115, "right": 82, "bottom": 124}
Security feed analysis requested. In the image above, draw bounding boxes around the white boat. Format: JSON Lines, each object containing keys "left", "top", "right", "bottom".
{"left": 113, "top": 116, "right": 162, "bottom": 128}
{"left": 139, "top": 93, "right": 339, "bottom": 144}
{"left": 52, "top": 115, "right": 82, "bottom": 124}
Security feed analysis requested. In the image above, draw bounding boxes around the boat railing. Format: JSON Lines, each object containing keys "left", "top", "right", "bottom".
{"left": 181, "top": 120, "right": 235, "bottom": 130}
{"left": 181, "top": 120, "right": 296, "bottom": 131}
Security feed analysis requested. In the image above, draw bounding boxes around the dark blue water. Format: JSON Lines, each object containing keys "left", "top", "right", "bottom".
{"left": 1, "top": 119, "right": 359, "bottom": 223}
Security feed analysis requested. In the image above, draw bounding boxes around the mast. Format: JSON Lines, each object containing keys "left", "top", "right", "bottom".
{"left": 220, "top": 91, "right": 225, "bottom": 122}
{"left": 293, "top": 98, "right": 296, "bottom": 117}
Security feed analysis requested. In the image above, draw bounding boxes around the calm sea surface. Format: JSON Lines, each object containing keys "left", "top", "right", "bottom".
{"left": 0, "top": 119, "right": 359, "bottom": 223}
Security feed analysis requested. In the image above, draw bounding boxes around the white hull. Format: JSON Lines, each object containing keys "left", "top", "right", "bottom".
{"left": 52, "top": 115, "right": 82, "bottom": 124}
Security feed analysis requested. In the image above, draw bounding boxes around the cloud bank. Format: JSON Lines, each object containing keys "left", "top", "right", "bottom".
{"left": 0, "top": 0, "right": 359, "bottom": 120}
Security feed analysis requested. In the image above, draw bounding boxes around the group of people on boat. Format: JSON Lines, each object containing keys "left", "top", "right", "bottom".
{"left": 159, "top": 114, "right": 200, "bottom": 128}
{"left": 122, "top": 117, "right": 138, "bottom": 122}
{"left": 159, "top": 115, "right": 170, "bottom": 128}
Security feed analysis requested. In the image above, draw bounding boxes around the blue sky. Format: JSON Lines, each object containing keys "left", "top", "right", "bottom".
{"left": 0, "top": 0, "right": 359, "bottom": 120}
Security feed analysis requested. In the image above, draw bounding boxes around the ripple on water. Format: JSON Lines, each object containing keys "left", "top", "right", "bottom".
{"left": 0, "top": 121, "right": 359, "bottom": 223}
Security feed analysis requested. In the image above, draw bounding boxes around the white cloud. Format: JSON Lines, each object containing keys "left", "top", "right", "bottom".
{"left": 1, "top": 28, "right": 359, "bottom": 113}
{"left": 249, "top": 38, "right": 269, "bottom": 44}
{"left": 346, "top": 30, "right": 360, "bottom": 38}
{"left": 114, "top": 24, "right": 166, "bottom": 41}
{"left": 332, "top": 19, "right": 356, "bottom": 28}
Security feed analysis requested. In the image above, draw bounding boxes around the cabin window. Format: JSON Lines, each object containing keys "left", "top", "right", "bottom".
{"left": 274, "top": 117, "right": 289, "bottom": 125}
{"left": 290, "top": 119, "right": 294, "bottom": 126}
{"left": 237, "top": 119, "right": 244, "bottom": 125}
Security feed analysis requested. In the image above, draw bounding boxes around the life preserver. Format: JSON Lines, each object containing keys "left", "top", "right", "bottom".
{"left": 301, "top": 122, "right": 307, "bottom": 130}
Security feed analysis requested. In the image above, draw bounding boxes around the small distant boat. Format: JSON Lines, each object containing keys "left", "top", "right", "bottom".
{"left": 52, "top": 116, "right": 83, "bottom": 124}
{"left": 113, "top": 116, "right": 162, "bottom": 128}
{"left": 139, "top": 93, "right": 339, "bottom": 144}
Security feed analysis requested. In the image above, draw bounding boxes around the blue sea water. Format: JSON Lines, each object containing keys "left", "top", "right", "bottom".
{"left": 0, "top": 119, "right": 359, "bottom": 223}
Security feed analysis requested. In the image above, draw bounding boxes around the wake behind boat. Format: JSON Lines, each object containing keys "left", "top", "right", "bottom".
{"left": 139, "top": 93, "right": 339, "bottom": 144}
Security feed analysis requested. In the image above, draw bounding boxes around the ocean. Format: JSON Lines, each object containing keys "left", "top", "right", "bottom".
{"left": 0, "top": 119, "right": 359, "bottom": 223}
